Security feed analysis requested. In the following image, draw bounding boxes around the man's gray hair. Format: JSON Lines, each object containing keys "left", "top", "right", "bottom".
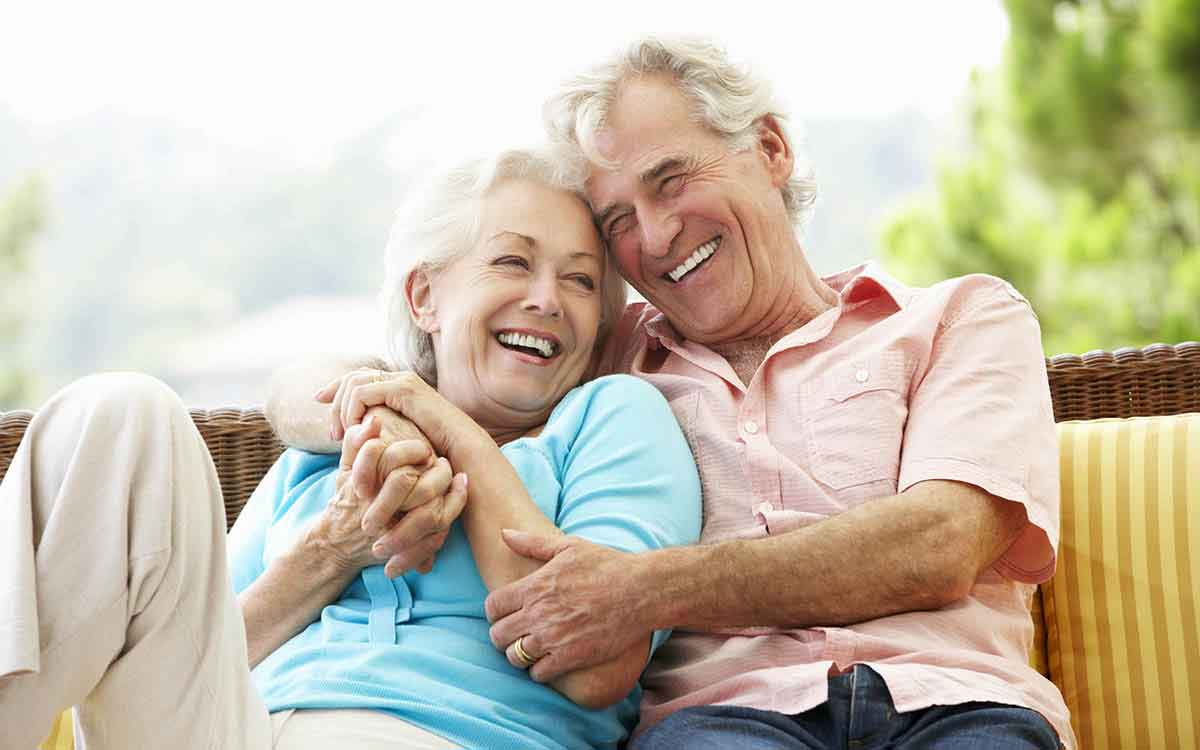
{"left": 545, "top": 35, "right": 817, "bottom": 226}
{"left": 381, "top": 148, "right": 627, "bottom": 385}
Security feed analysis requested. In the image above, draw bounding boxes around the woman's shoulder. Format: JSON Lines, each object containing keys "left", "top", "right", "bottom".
{"left": 547, "top": 374, "right": 667, "bottom": 426}
{"left": 567, "top": 373, "right": 666, "bottom": 407}
{"left": 540, "top": 375, "right": 671, "bottom": 444}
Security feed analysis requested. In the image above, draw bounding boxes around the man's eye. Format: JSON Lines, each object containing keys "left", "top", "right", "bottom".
{"left": 662, "top": 174, "right": 685, "bottom": 193}
{"left": 608, "top": 213, "right": 634, "bottom": 238}
{"left": 496, "top": 256, "right": 529, "bottom": 268}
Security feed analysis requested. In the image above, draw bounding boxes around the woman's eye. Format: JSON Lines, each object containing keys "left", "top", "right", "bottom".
{"left": 496, "top": 255, "right": 529, "bottom": 269}
{"left": 571, "top": 275, "right": 596, "bottom": 291}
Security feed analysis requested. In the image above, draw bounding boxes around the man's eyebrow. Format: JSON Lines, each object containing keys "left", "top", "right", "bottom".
{"left": 640, "top": 155, "right": 693, "bottom": 185}
{"left": 593, "top": 156, "right": 694, "bottom": 229}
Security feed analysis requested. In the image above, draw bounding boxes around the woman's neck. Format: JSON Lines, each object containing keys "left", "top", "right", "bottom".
{"left": 484, "top": 423, "right": 544, "bottom": 447}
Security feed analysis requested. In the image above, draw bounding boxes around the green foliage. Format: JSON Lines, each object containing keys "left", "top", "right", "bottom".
{"left": 881, "top": 0, "right": 1200, "bottom": 354}
{"left": 0, "top": 175, "right": 45, "bottom": 408}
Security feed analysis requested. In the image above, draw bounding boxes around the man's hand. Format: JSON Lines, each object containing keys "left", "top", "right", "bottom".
{"left": 484, "top": 530, "right": 654, "bottom": 683}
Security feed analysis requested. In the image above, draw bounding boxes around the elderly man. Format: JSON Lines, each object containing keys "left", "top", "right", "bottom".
{"left": 272, "top": 37, "right": 1072, "bottom": 750}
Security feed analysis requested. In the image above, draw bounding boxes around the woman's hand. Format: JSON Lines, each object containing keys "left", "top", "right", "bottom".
{"left": 315, "top": 369, "right": 486, "bottom": 463}
{"left": 308, "top": 416, "right": 466, "bottom": 577}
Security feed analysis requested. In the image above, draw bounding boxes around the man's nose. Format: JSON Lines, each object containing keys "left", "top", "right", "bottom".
{"left": 639, "top": 206, "right": 682, "bottom": 259}
{"left": 521, "top": 274, "right": 563, "bottom": 317}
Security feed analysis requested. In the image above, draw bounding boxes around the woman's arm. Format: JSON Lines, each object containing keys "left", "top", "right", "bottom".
{"left": 340, "top": 373, "right": 653, "bottom": 709}
{"left": 442, "top": 423, "right": 652, "bottom": 709}
{"left": 239, "top": 512, "right": 362, "bottom": 669}
{"left": 238, "top": 420, "right": 464, "bottom": 668}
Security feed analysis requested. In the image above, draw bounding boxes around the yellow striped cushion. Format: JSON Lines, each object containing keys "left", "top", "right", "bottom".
{"left": 38, "top": 710, "right": 73, "bottom": 750}
{"left": 1044, "top": 413, "right": 1200, "bottom": 750}
{"left": 1030, "top": 587, "right": 1048, "bottom": 676}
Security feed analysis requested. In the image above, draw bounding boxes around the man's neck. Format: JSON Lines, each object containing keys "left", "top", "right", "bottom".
{"left": 708, "top": 264, "right": 840, "bottom": 385}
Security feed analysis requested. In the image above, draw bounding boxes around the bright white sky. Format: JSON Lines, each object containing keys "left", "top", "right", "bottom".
{"left": 1, "top": 1, "right": 1008, "bottom": 165}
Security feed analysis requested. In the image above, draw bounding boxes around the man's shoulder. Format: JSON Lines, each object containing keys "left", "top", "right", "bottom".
{"left": 902, "top": 273, "right": 1034, "bottom": 328}
{"left": 597, "top": 301, "right": 666, "bottom": 375}
{"left": 618, "top": 300, "right": 664, "bottom": 331}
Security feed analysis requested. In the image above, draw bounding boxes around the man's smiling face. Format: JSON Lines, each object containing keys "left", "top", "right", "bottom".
{"left": 585, "top": 74, "right": 801, "bottom": 344}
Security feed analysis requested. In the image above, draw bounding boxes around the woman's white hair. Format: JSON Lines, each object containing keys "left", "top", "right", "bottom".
{"left": 380, "top": 147, "right": 627, "bottom": 385}
{"left": 544, "top": 35, "right": 817, "bottom": 226}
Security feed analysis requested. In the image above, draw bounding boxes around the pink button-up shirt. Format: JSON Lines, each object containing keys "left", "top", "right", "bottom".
{"left": 598, "top": 263, "right": 1074, "bottom": 749}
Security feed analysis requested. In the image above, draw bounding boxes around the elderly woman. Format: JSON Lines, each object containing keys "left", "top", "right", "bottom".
{"left": 0, "top": 149, "right": 701, "bottom": 750}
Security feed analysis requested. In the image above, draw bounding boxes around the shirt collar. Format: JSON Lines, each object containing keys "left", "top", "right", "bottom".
{"left": 824, "top": 261, "right": 912, "bottom": 310}
{"left": 641, "top": 261, "right": 912, "bottom": 349}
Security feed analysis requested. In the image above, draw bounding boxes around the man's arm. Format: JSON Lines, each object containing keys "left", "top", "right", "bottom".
{"left": 265, "top": 355, "right": 385, "bottom": 451}
{"left": 646, "top": 480, "right": 1025, "bottom": 629}
{"left": 487, "top": 479, "right": 1026, "bottom": 682}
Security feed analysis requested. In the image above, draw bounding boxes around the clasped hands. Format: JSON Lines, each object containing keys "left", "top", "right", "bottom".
{"left": 311, "top": 369, "right": 468, "bottom": 578}
{"left": 307, "top": 368, "right": 646, "bottom": 682}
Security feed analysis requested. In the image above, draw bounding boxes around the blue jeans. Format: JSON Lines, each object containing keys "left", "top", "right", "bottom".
{"left": 631, "top": 665, "right": 1060, "bottom": 749}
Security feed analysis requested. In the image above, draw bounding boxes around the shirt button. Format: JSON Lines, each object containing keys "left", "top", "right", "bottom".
{"left": 855, "top": 368, "right": 870, "bottom": 384}
{"left": 743, "top": 419, "right": 759, "bottom": 434}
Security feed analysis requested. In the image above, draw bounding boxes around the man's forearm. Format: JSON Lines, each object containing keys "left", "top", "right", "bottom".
{"left": 638, "top": 481, "right": 1026, "bottom": 633}
{"left": 265, "top": 355, "right": 385, "bottom": 452}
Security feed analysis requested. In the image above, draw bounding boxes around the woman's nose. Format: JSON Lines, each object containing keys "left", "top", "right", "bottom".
{"left": 521, "top": 275, "right": 563, "bottom": 318}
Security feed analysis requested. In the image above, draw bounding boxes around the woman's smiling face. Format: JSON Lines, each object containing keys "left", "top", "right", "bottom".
{"left": 411, "top": 178, "right": 606, "bottom": 431}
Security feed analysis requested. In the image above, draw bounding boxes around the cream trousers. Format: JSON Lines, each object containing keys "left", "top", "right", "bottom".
{"left": 0, "top": 374, "right": 458, "bottom": 750}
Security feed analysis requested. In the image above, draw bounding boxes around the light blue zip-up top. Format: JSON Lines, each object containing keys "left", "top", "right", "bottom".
{"left": 227, "top": 375, "right": 702, "bottom": 749}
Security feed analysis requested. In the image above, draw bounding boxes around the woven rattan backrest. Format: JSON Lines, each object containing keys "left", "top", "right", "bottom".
{"left": 1045, "top": 342, "right": 1200, "bottom": 421}
{"left": 1, "top": 342, "right": 1197, "bottom": 527}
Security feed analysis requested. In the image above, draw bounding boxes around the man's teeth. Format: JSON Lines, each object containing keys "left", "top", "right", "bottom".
{"left": 497, "top": 332, "right": 557, "bottom": 358}
{"left": 668, "top": 238, "right": 720, "bottom": 282}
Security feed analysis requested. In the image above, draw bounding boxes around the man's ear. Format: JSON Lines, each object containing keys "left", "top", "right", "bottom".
{"left": 406, "top": 268, "right": 440, "bottom": 334}
{"left": 756, "top": 114, "right": 794, "bottom": 189}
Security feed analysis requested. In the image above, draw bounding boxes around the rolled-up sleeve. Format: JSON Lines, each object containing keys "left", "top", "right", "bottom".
{"left": 898, "top": 280, "right": 1059, "bottom": 583}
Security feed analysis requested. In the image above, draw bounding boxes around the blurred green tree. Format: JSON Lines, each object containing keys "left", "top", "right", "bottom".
{"left": 0, "top": 175, "right": 46, "bottom": 408}
{"left": 881, "top": 0, "right": 1200, "bottom": 354}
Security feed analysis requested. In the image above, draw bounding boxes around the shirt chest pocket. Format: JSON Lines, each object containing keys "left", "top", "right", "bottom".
{"left": 802, "top": 355, "right": 910, "bottom": 490}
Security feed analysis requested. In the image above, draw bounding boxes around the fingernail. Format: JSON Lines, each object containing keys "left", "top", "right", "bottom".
{"left": 458, "top": 473, "right": 469, "bottom": 489}
{"left": 372, "top": 542, "right": 386, "bottom": 556}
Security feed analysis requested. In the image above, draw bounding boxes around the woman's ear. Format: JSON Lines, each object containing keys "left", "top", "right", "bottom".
{"left": 757, "top": 114, "right": 794, "bottom": 189}
{"left": 406, "top": 268, "right": 440, "bottom": 334}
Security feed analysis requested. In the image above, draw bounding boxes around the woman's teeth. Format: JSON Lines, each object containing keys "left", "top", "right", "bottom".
{"left": 667, "top": 237, "right": 720, "bottom": 282}
{"left": 496, "top": 332, "right": 557, "bottom": 358}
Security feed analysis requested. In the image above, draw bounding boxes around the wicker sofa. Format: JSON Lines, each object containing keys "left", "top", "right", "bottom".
{"left": 3, "top": 342, "right": 1198, "bottom": 750}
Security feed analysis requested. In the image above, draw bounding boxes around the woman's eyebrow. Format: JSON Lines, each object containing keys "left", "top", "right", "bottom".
{"left": 568, "top": 251, "right": 603, "bottom": 265}
{"left": 488, "top": 231, "right": 536, "bottom": 246}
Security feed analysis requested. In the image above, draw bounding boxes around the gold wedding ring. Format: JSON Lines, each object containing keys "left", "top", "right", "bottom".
{"left": 513, "top": 636, "right": 537, "bottom": 669}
